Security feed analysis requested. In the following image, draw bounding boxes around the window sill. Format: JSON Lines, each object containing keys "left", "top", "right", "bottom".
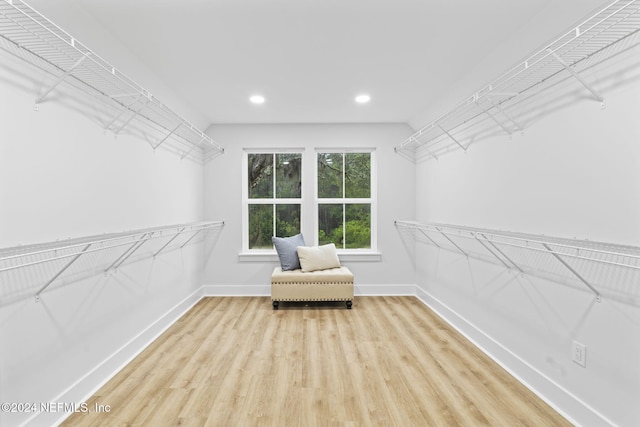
{"left": 238, "top": 251, "right": 382, "bottom": 263}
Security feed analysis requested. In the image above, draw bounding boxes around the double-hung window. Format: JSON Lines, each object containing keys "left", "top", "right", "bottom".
{"left": 242, "top": 148, "right": 376, "bottom": 256}
{"left": 316, "top": 150, "right": 376, "bottom": 250}
{"left": 243, "top": 151, "right": 303, "bottom": 250}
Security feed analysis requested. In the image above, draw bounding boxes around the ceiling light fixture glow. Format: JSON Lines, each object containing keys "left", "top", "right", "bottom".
{"left": 250, "top": 95, "right": 265, "bottom": 104}
{"left": 355, "top": 94, "right": 371, "bottom": 103}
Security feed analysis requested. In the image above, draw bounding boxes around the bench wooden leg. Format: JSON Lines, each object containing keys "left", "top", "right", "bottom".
{"left": 346, "top": 300, "right": 352, "bottom": 309}
{"left": 272, "top": 300, "right": 279, "bottom": 310}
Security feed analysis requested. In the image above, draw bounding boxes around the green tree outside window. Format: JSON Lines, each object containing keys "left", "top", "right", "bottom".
{"left": 247, "top": 153, "right": 302, "bottom": 249}
{"left": 317, "top": 152, "right": 372, "bottom": 249}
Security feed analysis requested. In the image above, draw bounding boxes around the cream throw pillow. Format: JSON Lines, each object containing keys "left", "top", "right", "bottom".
{"left": 297, "top": 243, "right": 341, "bottom": 272}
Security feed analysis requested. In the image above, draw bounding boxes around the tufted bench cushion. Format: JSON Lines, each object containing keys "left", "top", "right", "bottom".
{"left": 271, "top": 266, "right": 354, "bottom": 309}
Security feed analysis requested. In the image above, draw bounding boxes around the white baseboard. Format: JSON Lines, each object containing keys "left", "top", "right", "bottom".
{"left": 354, "top": 283, "right": 415, "bottom": 296}
{"left": 202, "top": 283, "right": 271, "bottom": 296}
{"left": 28, "top": 288, "right": 204, "bottom": 427}
{"left": 414, "top": 285, "right": 613, "bottom": 427}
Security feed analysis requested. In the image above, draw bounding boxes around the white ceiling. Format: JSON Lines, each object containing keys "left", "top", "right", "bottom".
{"left": 24, "top": 0, "right": 607, "bottom": 128}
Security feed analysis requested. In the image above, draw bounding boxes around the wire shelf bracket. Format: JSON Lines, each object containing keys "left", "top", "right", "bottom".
{"left": 417, "top": 227, "right": 441, "bottom": 248}
{"left": 435, "top": 226, "right": 468, "bottom": 257}
{"left": 179, "top": 228, "right": 204, "bottom": 249}
{"left": 547, "top": 50, "right": 606, "bottom": 108}
{"left": 35, "top": 52, "right": 89, "bottom": 106}
{"left": 490, "top": 100, "right": 523, "bottom": 133}
{"left": 542, "top": 242, "right": 601, "bottom": 302}
{"left": 104, "top": 95, "right": 141, "bottom": 133}
{"left": 34, "top": 243, "right": 91, "bottom": 302}
{"left": 105, "top": 232, "right": 154, "bottom": 273}
{"left": 152, "top": 227, "right": 186, "bottom": 258}
{"left": 471, "top": 232, "right": 515, "bottom": 271}
{"left": 480, "top": 232, "right": 524, "bottom": 274}
{"left": 153, "top": 123, "right": 182, "bottom": 151}
{"left": 474, "top": 100, "right": 513, "bottom": 136}
{"left": 437, "top": 124, "right": 468, "bottom": 152}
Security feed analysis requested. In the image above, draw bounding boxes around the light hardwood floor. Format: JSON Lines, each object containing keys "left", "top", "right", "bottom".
{"left": 62, "top": 296, "right": 571, "bottom": 426}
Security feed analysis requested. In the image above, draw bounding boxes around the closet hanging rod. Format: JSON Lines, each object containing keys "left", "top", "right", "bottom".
{"left": 395, "top": 219, "right": 640, "bottom": 302}
{"left": 0, "top": 221, "right": 224, "bottom": 273}
{"left": 0, "top": 221, "right": 222, "bottom": 263}
{"left": 394, "top": 220, "right": 640, "bottom": 271}
{"left": 450, "top": 227, "right": 640, "bottom": 268}
{"left": 395, "top": 220, "right": 640, "bottom": 260}
{"left": 427, "top": 223, "right": 640, "bottom": 262}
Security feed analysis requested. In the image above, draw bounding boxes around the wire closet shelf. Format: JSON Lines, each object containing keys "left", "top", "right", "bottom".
{"left": 394, "top": 220, "right": 640, "bottom": 303}
{"left": 394, "top": 0, "right": 640, "bottom": 161}
{"left": 0, "top": 0, "right": 224, "bottom": 162}
{"left": 0, "top": 221, "right": 224, "bottom": 303}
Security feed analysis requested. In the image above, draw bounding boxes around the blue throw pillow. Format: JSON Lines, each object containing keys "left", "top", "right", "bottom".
{"left": 272, "top": 233, "right": 305, "bottom": 271}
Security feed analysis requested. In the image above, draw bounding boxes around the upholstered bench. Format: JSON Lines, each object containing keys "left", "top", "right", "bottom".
{"left": 271, "top": 266, "right": 354, "bottom": 310}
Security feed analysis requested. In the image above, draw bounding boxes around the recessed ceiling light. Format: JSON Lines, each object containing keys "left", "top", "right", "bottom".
{"left": 355, "top": 94, "right": 371, "bottom": 103}
{"left": 250, "top": 95, "right": 265, "bottom": 104}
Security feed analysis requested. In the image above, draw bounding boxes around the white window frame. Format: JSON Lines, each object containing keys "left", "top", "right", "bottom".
{"left": 314, "top": 148, "right": 377, "bottom": 253}
{"left": 241, "top": 148, "right": 304, "bottom": 254}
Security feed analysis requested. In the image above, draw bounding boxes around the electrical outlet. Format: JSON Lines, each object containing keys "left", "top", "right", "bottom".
{"left": 572, "top": 341, "right": 587, "bottom": 367}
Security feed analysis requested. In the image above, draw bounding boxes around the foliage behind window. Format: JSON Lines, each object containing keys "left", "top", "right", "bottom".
{"left": 317, "top": 152, "right": 372, "bottom": 249}
{"left": 247, "top": 152, "right": 302, "bottom": 249}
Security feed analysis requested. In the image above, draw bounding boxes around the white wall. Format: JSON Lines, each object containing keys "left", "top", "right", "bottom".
{"left": 0, "top": 44, "right": 207, "bottom": 426}
{"left": 203, "top": 123, "right": 416, "bottom": 294}
{"left": 413, "top": 40, "right": 640, "bottom": 426}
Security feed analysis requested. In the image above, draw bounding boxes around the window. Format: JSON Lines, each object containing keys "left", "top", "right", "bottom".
{"left": 244, "top": 151, "right": 302, "bottom": 250}
{"left": 242, "top": 148, "right": 376, "bottom": 256}
{"left": 316, "top": 150, "right": 375, "bottom": 250}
